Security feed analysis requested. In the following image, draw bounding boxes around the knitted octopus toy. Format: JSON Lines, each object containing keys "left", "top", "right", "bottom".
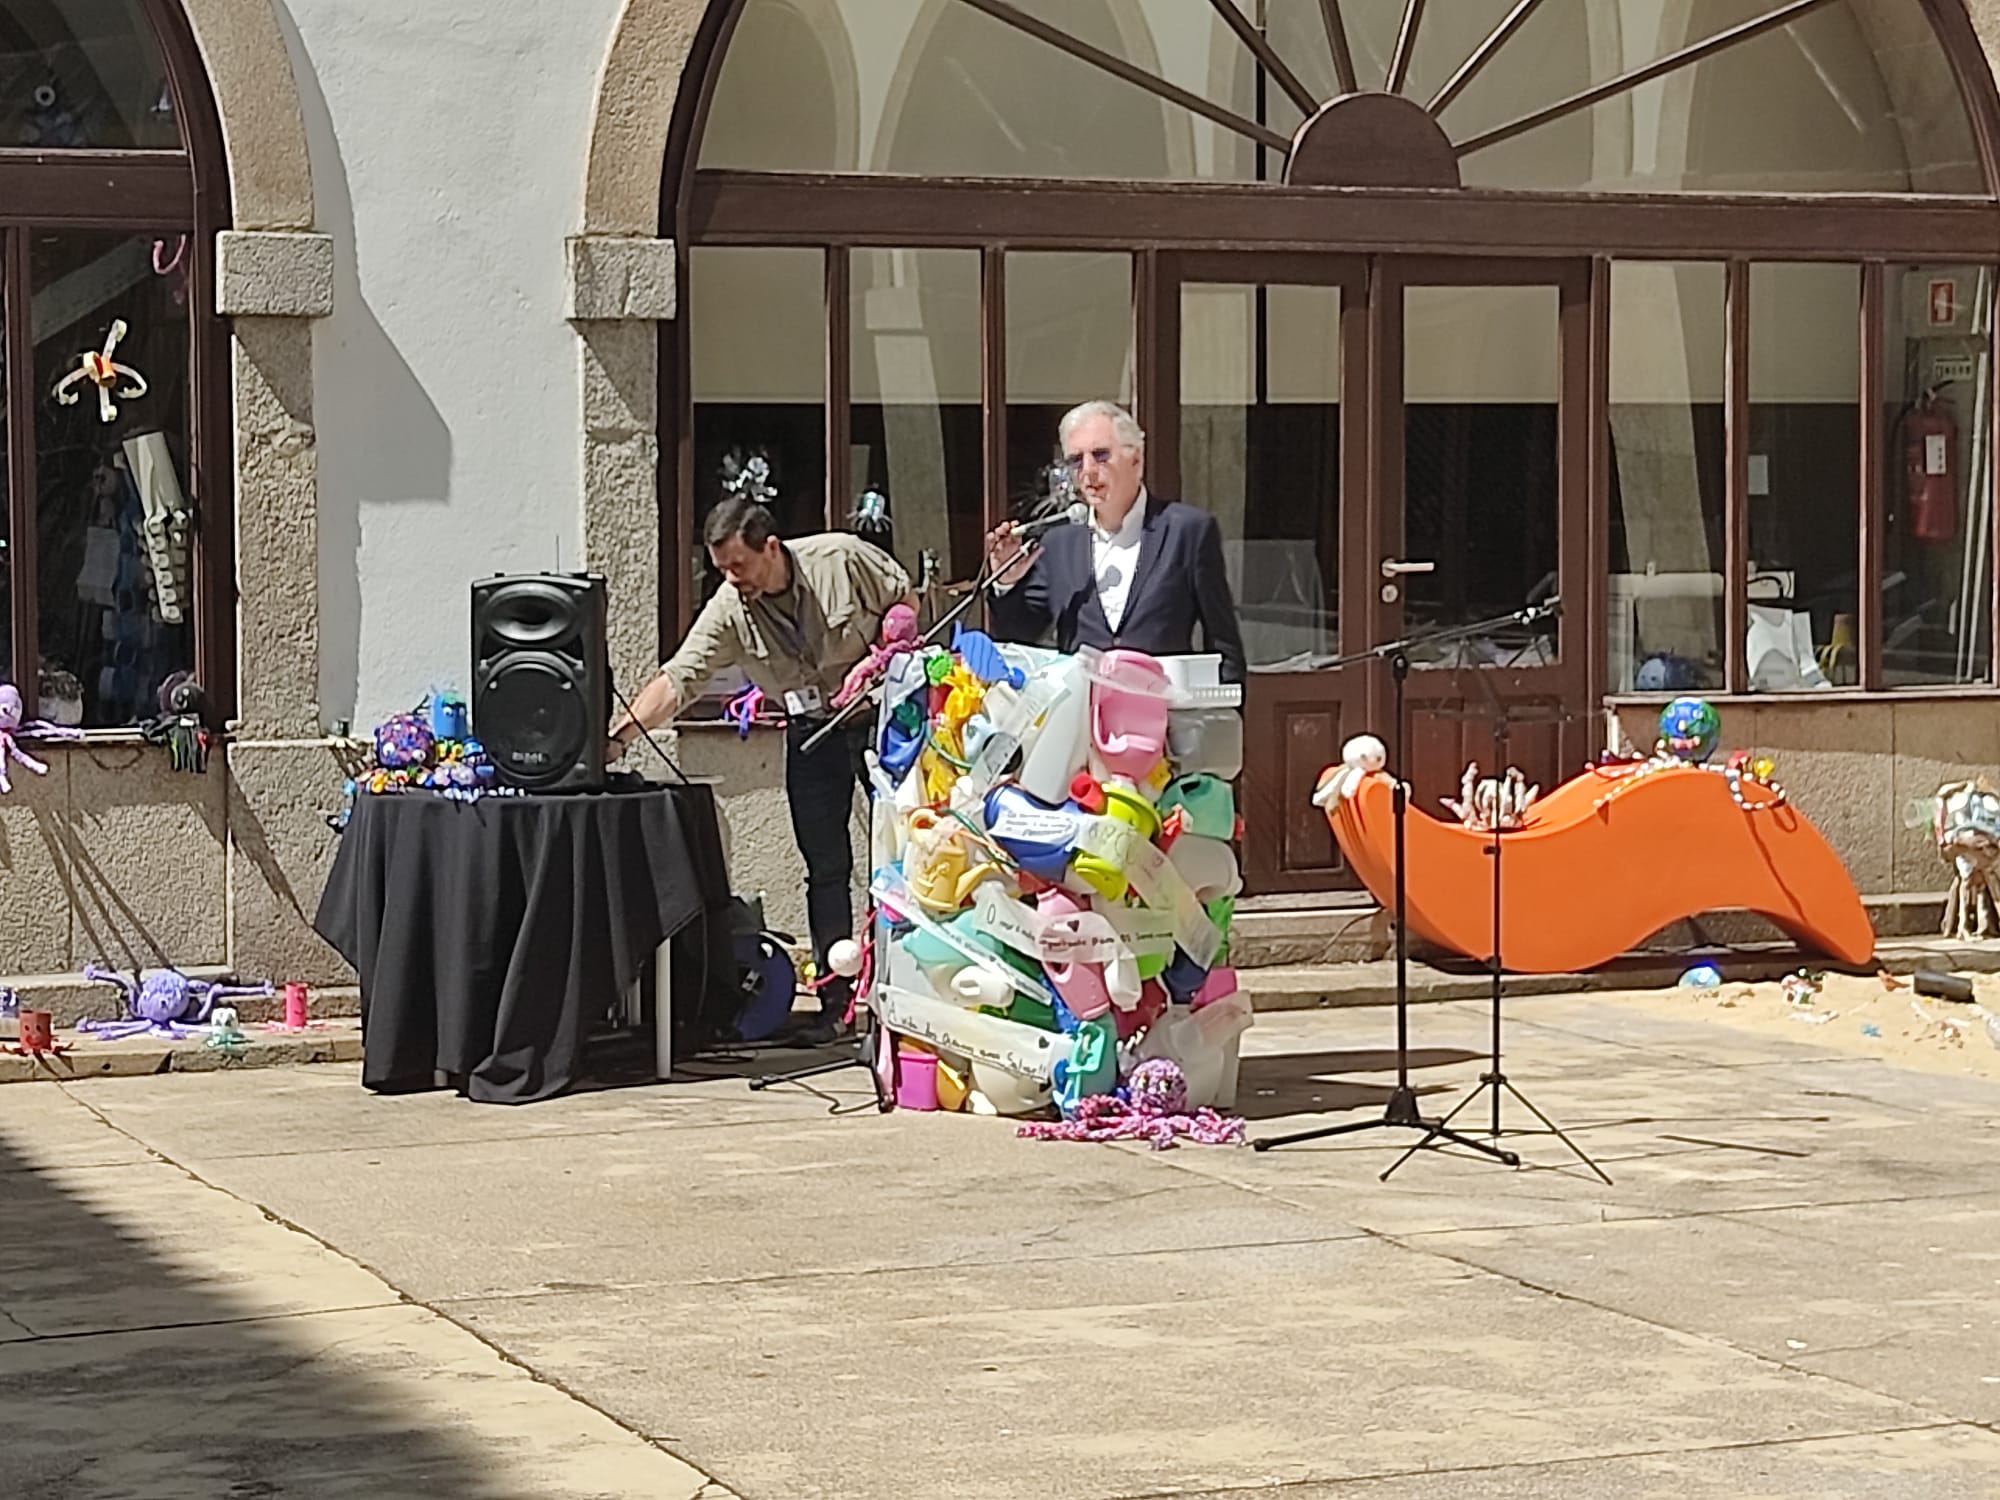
{"left": 0, "top": 683, "right": 83, "bottom": 793}
{"left": 141, "top": 672, "right": 212, "bottom": 774}
{"left": 1016, "top": 1059, "right": 1247, "bottom": 1151}
{"left": 831, "top": 603, "right": 920, "bottom": 711}
{"left": 78, "top": 965, "right": 274, "bottom": 1042}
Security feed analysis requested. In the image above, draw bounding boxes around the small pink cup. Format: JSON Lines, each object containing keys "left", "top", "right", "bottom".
{"left": 283, "top": 983, "right": 309, "bottom": 1029}
{"left": 895, "top": 1045, "right": 939, "bottom": 1111}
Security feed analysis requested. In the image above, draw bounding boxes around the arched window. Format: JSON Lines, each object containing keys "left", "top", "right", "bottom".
{"left": 669, "top": 0, "right": 2000, "bottom": 892}
{"left": 695, "top": 0, "right": 1990, "bottom": 193}
{"left": 0, "top": 0, "right": 229, "bottom": 727}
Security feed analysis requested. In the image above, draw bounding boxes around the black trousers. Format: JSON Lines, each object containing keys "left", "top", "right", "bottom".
{"left": 784, "top": 719, "right": 871, "bottom": 1015}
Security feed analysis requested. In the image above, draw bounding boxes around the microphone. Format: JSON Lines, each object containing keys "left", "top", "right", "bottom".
{"left": 1012, "top": 502, "right": 1089, "bottom": 538}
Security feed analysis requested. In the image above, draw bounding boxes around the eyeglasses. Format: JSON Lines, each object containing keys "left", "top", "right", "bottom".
{"left": 1062, "top": 447, "right": 1119, "bottom": 471}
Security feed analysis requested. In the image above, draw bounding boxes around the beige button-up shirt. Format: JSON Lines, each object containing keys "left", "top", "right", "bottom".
{"left": 661, "top": 531, "right": 912, "bottom": 717}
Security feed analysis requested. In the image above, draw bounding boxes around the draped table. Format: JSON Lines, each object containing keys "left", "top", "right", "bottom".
{"left": 315, "top": 780, "right": 733, "bottom": 1103}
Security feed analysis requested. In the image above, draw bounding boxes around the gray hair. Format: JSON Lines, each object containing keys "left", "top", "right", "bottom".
{"left": 1059, "top": 399, "right": 1145, "bottom": 458}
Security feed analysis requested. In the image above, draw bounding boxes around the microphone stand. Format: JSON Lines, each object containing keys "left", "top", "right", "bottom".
{"left": 1377, "top": 656, "right": 1611, "bottom": 1185}
{"left": 798, "top": 530, "right": 1056, "bottom": 757}
{"left": 1253, "top": 597, "right": 1562, "bottom": 1174}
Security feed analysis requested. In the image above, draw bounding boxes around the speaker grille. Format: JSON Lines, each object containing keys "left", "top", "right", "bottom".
{"left": 481, "top": 655, "right": 586, "bottom": 789}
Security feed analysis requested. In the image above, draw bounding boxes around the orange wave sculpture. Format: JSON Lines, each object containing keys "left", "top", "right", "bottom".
{"left": 1314, "top": 745, "right": 1874, "bottom": 973}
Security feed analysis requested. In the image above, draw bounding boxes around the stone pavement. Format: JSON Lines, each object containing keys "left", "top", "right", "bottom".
{"left": 5, "top": 993, "right": 2000, "bottom": 1498}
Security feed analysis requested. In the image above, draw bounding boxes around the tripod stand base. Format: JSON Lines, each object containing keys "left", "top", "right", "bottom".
{"left": 1387, "top": 1071, "right": 1611, "bottom": 1184}
{"left": 748, "top": 1024, "right": 892, "bottom": 1112}
{"left": 1253, "top": 1084, "right": 1521, "bottom": 1174}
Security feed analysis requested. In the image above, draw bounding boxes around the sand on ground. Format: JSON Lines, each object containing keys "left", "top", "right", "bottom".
{"left": 1603, "top": 967, "right": 2000, "bottom": 1082}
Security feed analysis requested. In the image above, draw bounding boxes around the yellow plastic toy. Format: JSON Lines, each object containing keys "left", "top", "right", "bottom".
{"left": 904, "top": 808, "right": 1000, "bottom": 912}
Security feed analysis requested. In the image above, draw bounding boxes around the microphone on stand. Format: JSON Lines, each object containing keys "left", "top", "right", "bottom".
{"left": 1010, "top": 501, "right": 1090, "bottom": 539}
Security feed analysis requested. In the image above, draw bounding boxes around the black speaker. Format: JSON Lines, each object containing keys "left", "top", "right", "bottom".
{"left": 471, "top": 572, "right": 609, "bottom": 792}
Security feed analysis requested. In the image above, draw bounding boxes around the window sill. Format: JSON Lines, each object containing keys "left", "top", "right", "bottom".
{"left": 1605, "top": 685, "right": 2000, "bottom": 709}
{"left": 675, "top": 714, "right": 784, "bottom": 734}
{"left": 19, "top": 727, "right": 154, "bottom": 747}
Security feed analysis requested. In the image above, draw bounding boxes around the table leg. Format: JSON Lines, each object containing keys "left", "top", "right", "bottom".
{"left": 653, "top": 938, "right": 674, "bottom": 1081}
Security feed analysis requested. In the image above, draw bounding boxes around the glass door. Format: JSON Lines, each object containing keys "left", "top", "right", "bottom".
{"left": 1161, "top": 254, "right": 1368, "bottom": 892}
{"left": 1377, "top": 260, "right": 1593, "bottom": 815}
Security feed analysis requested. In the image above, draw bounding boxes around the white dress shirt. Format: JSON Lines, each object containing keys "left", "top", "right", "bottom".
{"left": 1092, "top": 489, "right": 1148, "bottom": 632}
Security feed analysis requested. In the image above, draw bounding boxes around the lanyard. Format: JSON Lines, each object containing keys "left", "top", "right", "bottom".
{"left": 761, "top": 584, "right": 811, "bottom": 664}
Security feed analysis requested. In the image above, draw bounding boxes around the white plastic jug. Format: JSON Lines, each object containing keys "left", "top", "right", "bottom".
{"left": 1016, "top": 655, "right": 1090, "bottom": 804}
{"left": 1167, "top": 708, "right": 1244, "bottom": 780}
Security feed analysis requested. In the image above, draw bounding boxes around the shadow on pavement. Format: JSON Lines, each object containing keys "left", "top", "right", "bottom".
{"left": 0, "top": 1113, "right": 548, "bottom": 1498}
{"left": 1231, "top": 1045, "right": 1482, "bottom": 1120}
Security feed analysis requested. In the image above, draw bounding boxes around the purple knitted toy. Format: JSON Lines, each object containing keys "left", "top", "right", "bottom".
{"left": 0, "top": 683, "right": 82, "bottom": 793}
{"left": 1017, "top": 1059, "right": 1246, "bottom": 1150}
{"left": 78, "top": 965, "right": 275, "bottom": 1042}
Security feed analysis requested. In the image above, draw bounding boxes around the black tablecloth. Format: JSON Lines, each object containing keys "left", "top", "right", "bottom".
{"left": 314, "top": 781, "right": 734, "bottom": 1104}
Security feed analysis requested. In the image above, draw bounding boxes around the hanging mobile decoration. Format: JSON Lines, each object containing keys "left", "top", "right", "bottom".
{"left": 27, "top": 80, "right": 85, "bottom": 148}
{"left": 720, "top": 449, "right": 778, "bottom": 507}
{"left": 53, "top": 319, "right": 149, "bottom": 423}
{"left": 152, "top": 235, "right": 189, "bottom": 308}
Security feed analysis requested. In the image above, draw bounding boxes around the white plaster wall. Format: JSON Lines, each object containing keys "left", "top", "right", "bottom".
{"left": 273, "top": 0, "right": 622, "bottom": 729}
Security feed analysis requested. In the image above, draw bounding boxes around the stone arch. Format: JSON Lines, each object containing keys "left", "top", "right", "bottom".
{"left": 177, "top": 0, "right": 317, "bottom": 231}
{"left": 165, "top": 0, "right": 331, "bottom": 735}
{"left": 584, "top": 0, "right": 714, "bottom": 238}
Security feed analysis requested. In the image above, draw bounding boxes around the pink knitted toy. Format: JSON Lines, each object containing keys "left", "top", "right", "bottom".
{"left": 831, "top": 603, "right": 919, "bottom": 710}
{"left": 1016, "top": 1059, "right": 1246, "bottom": 1150}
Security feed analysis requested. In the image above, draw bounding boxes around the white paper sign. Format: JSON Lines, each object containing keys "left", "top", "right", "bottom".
{"left": 872, "top": 874, "right": 1049, "bottom": 1004}
{"left": 970, "top": 884, "right": 1134, "bottom": 967}
{"left": 1073, "top": 817, "right": 1222, "bottom": 969}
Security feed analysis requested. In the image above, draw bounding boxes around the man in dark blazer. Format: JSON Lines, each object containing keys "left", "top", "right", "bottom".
{"left": 984, "top": 401, "right": 1246, "bottom": 682}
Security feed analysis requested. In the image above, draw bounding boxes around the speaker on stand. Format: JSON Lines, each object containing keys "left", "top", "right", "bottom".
{"left": 471, "top": 572, "right": 609, "bottom": 792}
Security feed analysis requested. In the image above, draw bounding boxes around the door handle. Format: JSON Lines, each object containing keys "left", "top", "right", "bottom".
{"left": 1380, "top": 558, "right": 1436, "bottom": 579}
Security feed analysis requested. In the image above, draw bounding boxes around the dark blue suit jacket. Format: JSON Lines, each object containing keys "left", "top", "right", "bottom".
{"left": 989, "top": 495, "right": 1246, "bottom": 683}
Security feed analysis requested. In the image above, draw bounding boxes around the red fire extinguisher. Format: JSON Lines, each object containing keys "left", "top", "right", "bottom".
{"left": 1902, "top": 388, "right": 1958, "bottom": 543}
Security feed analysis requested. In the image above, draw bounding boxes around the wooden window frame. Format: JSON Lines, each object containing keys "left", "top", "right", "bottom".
{"left": 0, "top": 0, "right": 234, "bottom": 724}
{"left": 657, "top": 0, "right": 2000, "bottom": 706}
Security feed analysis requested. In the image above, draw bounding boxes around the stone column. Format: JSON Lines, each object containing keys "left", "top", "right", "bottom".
{"left": 569, "top": 235, "right": 678, "bottom": 696}
{"left": 216, "top": 230, "right": 352, "bottom": 987}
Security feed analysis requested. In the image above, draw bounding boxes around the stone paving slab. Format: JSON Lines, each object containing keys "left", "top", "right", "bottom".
{"left": 0, "top": 1020, "right": 361, "bottom": 1084}
{"left": 0, "top": 1304, "right": 720, "bottom": 1500}
{"left": 118, "top": 1105, "right": 1362, "bottom": 1305}
{"left": 445, "top": 1235, "right": 1951, "bottom": 1500}
{"left": 1165, "top": 1424, "right": 2000, "bottom": 1499}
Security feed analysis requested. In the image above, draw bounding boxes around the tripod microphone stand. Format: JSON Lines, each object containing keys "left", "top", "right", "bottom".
{"left": 1253, "top": 599, "right": 1563, "bottom": 1173}
{"left": 1378, "top": 667, "right": 1611, "bottom": 1184}
{"left": 748, "top": 915, "right": 894, "bottom": 1111}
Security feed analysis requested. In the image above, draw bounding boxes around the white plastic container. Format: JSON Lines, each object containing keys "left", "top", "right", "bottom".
{"left": 968, "top": 1062, "right": 1053, "bottom": 1115}
{"left": 1158, "top": 653, "right": 1243, "bottom": 710}
{"left": 1169, "top": 834, "right": 1243, "bottom": 903}
{"left": 1137, "top": 990, "right": 1253, "bottom": 1109}
{"left": 1167, "top": 708, "right": 1244, "bottom": 780}
{"left": 1015, "top": 654, "right": 1090, "bottom": 804}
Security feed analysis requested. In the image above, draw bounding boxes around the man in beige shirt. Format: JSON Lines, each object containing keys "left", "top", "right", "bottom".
{"left": 612, "top": 495, "right": 914, "bottom": 1038}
